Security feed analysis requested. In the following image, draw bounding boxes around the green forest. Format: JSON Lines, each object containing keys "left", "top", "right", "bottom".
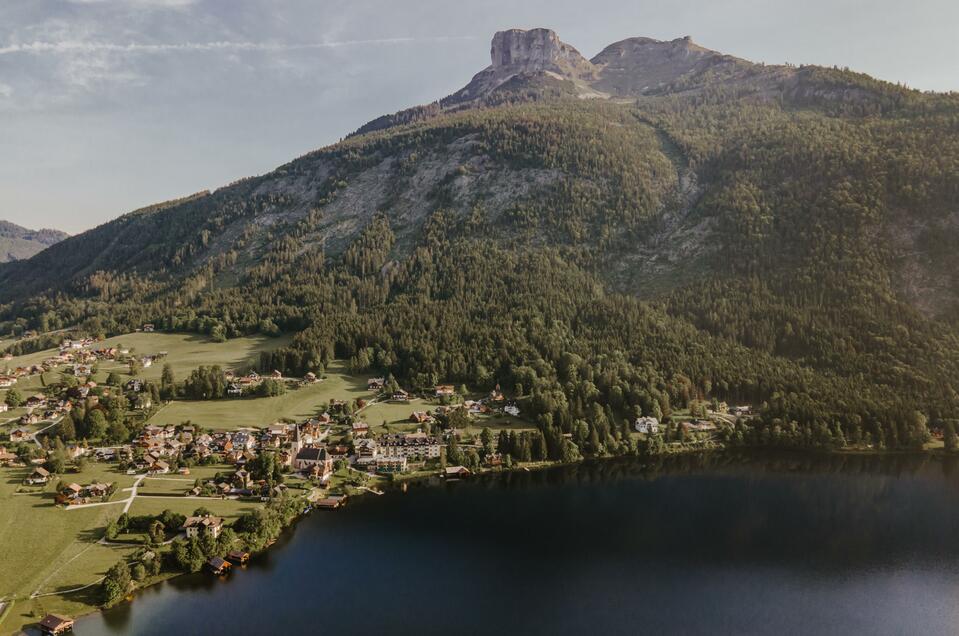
{"left": 2, "top": 68, "right": 958, "bottom": 455}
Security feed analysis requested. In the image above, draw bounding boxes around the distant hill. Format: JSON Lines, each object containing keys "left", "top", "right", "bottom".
{"left": 1, "top": 28, "right": 958, "bottom": 451}
{"left": 0, "top": 220, "right": 68, "bottom": 262}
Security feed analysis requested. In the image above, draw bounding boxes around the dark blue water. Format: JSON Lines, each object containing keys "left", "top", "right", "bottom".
{"left": 78, "top": 453, "right": 959, "bottom": 635}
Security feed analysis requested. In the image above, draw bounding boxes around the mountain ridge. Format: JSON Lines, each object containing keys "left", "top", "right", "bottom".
{"left": 0, "top": 219, "right": 68, "bottom": 263}
{"left": 1, "top": 28, "right": 958, "bottom": 450}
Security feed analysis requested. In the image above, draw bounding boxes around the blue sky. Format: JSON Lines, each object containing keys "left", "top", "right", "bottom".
{"left": 2, "top": 0, "right": 957, "bottom": 233}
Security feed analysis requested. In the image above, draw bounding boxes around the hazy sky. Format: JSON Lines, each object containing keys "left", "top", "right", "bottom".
{"left": 2, "top": 0, "right": 957, "bottom": 234}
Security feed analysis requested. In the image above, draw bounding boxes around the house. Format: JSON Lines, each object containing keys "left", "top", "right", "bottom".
{"left": 0, "top": 376, "right": 14, "bottom": 388}
{"left": 39, "top": 614, "right": 75, "bottom": 635}
{"left": 391, "top": 389, "right": 410, "bottom": 402}
{"left": 125, "top": 379, "right": 143, "bottom": 393}
{"left": 489, "top": 387, "right": 505, "bottom": 402}
{"left": 148, "top": 459, "right": 170, "bottom": 475}
{"left": 731, "top": 405, "right": 752, "bottom": 417}
{"left": 355, "top": 438, "right": 378, "bottom": 458}
{"left": 26, "top": 466, "right": 51, "bottom": 484}
{"left": 303, "top": 372, "right": 318, "bottom": 384}
{"left": 293, "top": 446, "right": 332, "bottom": 476}
{"left": 634, "top": 417, "right": 660, "bottom": 434}
{"left": 445, "top": 466, "right": 472, "bottom": 479}
{"left": 9, "top": 428, "right": 31, "bottom": 443}
{"left": 182, "top": 515, "right": 225, "bottom": 539}
{"left": 367, "top": 377, "right": 385, "bottom": 391}
{"left": 410, "top": 411, "right": 433, "bottom": 424}
{"left": 504, "top": 405, "right": 520, "bottom": 417}
{"left": 207, "top": 556, "right": 232, "bottom": 575}
{"left": 142, "top": 323, "right": 155, "bottom": 332}
{"left": 434, "top": 385, "right": 455, "bottom": 397}
{"left": 227, "top": 383, "right": 243, "bottom": 397}
{"left": 0, "top": 448, "right": 19, "bottom": 466}
{"left": 271, "top": 370, "right": 283, "bottom": 379}
{"left": 0, "top": 403, "right": 8, "bottom": 413}
{"left": 351, "top": 421, "right": 370, "bottom": 437}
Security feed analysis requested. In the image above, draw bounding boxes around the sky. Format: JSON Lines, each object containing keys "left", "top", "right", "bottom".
{"left": 2, "top": 0, "right": 957, "bottom": 234}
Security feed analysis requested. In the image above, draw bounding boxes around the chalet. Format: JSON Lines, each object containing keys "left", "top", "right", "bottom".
{"left": 0, "top": 448, "right": 19, "bottom": 466}
{"left": 182, "top": 515, "right": 225, "bottom": 539}
{"left": 39, "top": 614, "right": 75, "bottom": 635}
{"left": 142, "top": 323, "right": 155, "bottom": 332}
{"left": 9, "top": 428, "right": 31, "bottom": 443}
{"left": 271, "top": 370, "right": 283, "bottom": 379}
{"left": 731, "top": 405, "right": 752, "bottom": 416}
{"left": 207, "top": 556, "right": 231, "bottom": 575}
{"left": 390, "top": 389, "right": 410, "bottom": 403}
{"left": 351, "top": 421, "right": 370, "bottom": 437}
{"left": 355, "top": 438, "right": 378, "bottom": 458}
{"left": 434, "top": 385, "right": 455, "bottom": 397}
{"left": 303, "top": 372, "right": 318, "bottom": 384}
{"left": 226, "top": 383, "right": 243, "bottom": 397}
{"left": 367, "top": 377, "right": 385, "bottom": 391}
{"left": 634, "top": 417, "right": 660, "bottom": 434}
{"left": 0, "top": 375, "right": 15, "bottom": 388}
{"left": 445, "top": 466, "right": 472, "bottom": 479}
{"left": 410, "top": 411, "right": 433, "bottom": 424}
{"left": 26, "top": 466, "right": 51, "bottom": 484}
{"left": 148, "top": 459, "right": 170, "bottom": 475}
{"left": 293, "top": 446, "right": 332, "bottom": 475}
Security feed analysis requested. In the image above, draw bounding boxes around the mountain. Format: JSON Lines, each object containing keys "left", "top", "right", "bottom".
{"left": 0, "top": 220, "right": 68, "bottom": 263}
{"left": 2, "top": 28, "right": 958, "bottom": 451}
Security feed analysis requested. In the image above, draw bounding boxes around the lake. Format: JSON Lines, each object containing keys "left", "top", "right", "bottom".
{"left": 77, "top": 452, "right": 959, "bottom": 635}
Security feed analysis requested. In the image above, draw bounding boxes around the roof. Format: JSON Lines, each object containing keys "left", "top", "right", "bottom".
{"left": 295, "top": 447, "right": 328, "bottom": 461}
{"left": 182, "top": 515, "right": 225, "bottom": 529}
{"left": 39, "top": 614, "right": 74, "bottom": 630}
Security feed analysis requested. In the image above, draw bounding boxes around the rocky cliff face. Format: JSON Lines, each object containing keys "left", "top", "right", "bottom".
{"left": 447, "top": 28, "right": 597, "bottom": 103}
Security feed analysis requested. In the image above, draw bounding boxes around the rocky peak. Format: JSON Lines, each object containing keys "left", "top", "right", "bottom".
{"left": 490, "top": 28, "right": 595, "bottom": 79}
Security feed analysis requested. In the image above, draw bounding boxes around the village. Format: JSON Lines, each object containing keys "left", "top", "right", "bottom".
{"left": 0, "top": 329, "right": 738, "bottom": 634}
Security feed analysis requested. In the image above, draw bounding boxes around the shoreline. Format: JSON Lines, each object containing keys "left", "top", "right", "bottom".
{"left": 13, "top": 442, "right": 954, "bottom": 635}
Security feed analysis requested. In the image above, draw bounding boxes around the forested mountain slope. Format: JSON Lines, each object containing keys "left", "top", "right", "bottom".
{"left": 2, "top": 28, "right": 958, "bottom": 452}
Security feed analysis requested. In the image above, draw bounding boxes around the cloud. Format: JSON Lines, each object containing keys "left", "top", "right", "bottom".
{"left": 0, "top": 81, "right": 12, "bottom": 98}
{"left": 0, "top": 35, "right": 477, "bottom": 57}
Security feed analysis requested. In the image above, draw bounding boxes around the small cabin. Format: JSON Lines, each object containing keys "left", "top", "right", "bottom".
{"left": 207, "top": 557, "right": 232, "bottom": 575}
{"left": 39, "top": 614, "right": 75, "bottom": 635}
{"left": 227, "top": 550, "right": 250, "bottom": 564}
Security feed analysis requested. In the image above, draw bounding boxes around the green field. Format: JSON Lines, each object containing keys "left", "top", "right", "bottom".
{"left": 0, "top": 458, "right": 269, "bottom": 635}
{"left": 0, "top": 463, "right": 139, "bottom": 634}
{"left": 1, "top": 332, "right": 292, "bottom": 386}
{"left": 147, "top": 361, "right": 373, "bottom": 430}
{"left": 125, "top": 496, "right": 261, "bottom": 523}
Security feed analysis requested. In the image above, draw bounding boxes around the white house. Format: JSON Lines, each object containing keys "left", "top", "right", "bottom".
{"left": 634, "top": 417, "right": 660, "bottom": 434}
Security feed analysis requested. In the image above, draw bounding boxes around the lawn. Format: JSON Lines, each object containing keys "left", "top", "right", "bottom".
{"left": 0, "top": 332, "right": 292, "bottom": 387}
{"left": 0, "top": 458, "right": 269, "bottom": 635}
{"left": 0, "top": 463, "right": 139, "bottom": 635}
{"left": 147, "top": 361, "right": 372, "bottom": 430}
{"left": 125, "top": 496, "right": 261, "bottom": 523}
